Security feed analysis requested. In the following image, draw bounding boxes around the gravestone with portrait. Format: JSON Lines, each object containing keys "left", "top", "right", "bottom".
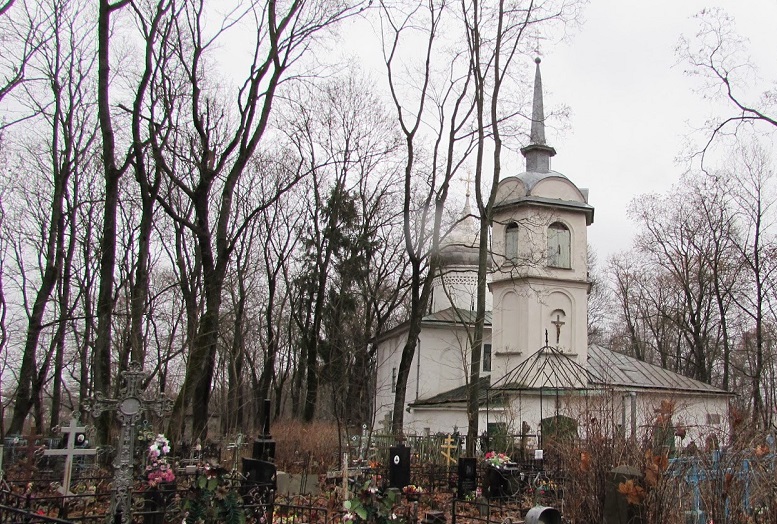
{"left": 43, "top": 415, "right": 96, "bottom": 495}
{"left": 389, "top": 444, "right": 411, "bottom": 490}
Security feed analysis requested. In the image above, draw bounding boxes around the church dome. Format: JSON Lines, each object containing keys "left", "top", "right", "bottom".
{"left": 439, "top": 195, "right": 480, "bottom": 266}
{"left": 515, "top": 170, "right": 571, "bottom": 193}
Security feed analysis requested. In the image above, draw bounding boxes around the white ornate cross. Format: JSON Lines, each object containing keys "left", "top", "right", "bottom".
{"left": 227, "top": 434, "right": 247, "bottom": 472}
{"left": 44, "top": 414, "right": 96, "bottom": 495}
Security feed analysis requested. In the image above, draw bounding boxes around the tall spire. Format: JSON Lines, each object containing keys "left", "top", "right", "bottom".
{"left": 462, "top": 171, "right": 472, "bottom": 217}
{"left": 521, "top": 57, "right": 556, "bottom": 173}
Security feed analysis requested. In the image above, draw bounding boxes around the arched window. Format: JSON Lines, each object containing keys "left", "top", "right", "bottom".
{"left": 505, "top": 222, "right": 519, "bottom": 262}
{"left": 547, "top": 222, "right": 571, "bottom": 268}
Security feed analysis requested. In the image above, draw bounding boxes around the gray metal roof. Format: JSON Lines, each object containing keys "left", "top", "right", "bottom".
{"left": 422, "top": 307, "right": 492, "bottom": 326}
{"left": 587, "top": 344, "right": 730, "bottom": 395}
{"left": 409, "top": 376, "right": 493, "bottom": 407}
{"left": 411, "top": 343, "right": 730, "bottom": 408}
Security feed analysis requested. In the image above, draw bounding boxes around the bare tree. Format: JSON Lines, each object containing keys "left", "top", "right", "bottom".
{"left": 678, "top": 7, "right": 777, "bottom": 166}
{"left": 380, "top": 0, "right": 477, "bottom": 437}
{"left": 586, "top": 248, "right": 611, "bottom": 346}
{"left": 283, "top": 72, "right": 402, "bottom": 422}
{"left": 146, "top": 0, "right": 364, "bottom": 441}
{"left": 628, "top": 183, "right": 726, "bottom": 383}
{"left": 252, "top": 167, "right": 301, "bottom": 425}
{"left": 463, "top": 0, "right": 580, "bottom": 453}
{"left": 7, "top": 0, "right": 97, "bottom": 434}
{"left": 723, "top": 142, "right": 777, "bottom": 426}
{"left": 0, "top": 0, "right": 47, "bottom": 116}
{"left": 93, "top": 0, "right": 133, "bottom": 442}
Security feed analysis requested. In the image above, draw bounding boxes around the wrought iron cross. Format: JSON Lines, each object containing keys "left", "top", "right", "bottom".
{"left": 359, "top": 424, "right": 369, "bottom": 461}
{"left": 86, "top": 362, "right": 171, "bottom": 524}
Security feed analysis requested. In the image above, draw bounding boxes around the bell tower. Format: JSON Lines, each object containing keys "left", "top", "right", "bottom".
{"left": 489, "top": 58, "right": 594, "bottom": 383}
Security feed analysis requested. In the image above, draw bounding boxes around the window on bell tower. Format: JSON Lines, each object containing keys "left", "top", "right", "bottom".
{"left": 505, "top": 222, "right": 519, "bottom": 262}
{"left": 547, "top": 222, "right": 571, "bottom": 268}
{"left": 482, "top": 343, "right": 492, "bottom": 372}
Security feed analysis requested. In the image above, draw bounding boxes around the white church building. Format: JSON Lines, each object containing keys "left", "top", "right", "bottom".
{"left": 373, "top": 59, "right": 732, "bottom": 450}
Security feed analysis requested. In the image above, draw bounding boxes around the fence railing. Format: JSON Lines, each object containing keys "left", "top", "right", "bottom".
{"left": 0, "top": 486, "right": 350, "bottom": 524}
{"left": 344, "top": 432, "right": 542, "bottom": 468}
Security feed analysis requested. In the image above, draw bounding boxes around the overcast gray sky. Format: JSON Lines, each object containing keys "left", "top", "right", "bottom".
{"left": 334, "top": 0, "right": 777, "bottom": 261}
{"left": 541, "top": 0, "right": 777, "bottom": 260}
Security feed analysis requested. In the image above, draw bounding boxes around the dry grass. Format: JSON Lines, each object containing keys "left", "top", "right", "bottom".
{"left": 271, "top": 419, "right": 342, "bottom": 473}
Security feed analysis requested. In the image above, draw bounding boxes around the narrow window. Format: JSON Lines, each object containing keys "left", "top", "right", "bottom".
{"left": 482, "top": 343, "right": 492, "bottom": 372}
{"left": 505, "top": 222, "right": 520, "bottom": 262}
{"left": 391, "top": 367, "right": 397, "bottom": 393}
{"left": 547, "top": 222, "right": 571, "bottom": 268}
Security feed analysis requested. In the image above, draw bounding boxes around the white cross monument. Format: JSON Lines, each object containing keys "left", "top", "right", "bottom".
{"left": 43, "top": 414, "right": 97, "bottom": 495}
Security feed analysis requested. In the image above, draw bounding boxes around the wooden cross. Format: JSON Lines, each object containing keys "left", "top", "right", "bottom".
{"left": 551, "top": 314, "right": 565, "bottom": 345}
{"left": 86, "top": 362, "right": 171, "bottom": 524}
{"left": 44, "top": 415, "right": 96, "bottom": 495}
{"left": 440, "top": 434, "right": 457, "bottom": 465}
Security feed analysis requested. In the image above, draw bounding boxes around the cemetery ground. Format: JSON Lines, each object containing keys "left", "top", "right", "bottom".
{"left": 1, "top": 418, "right": 776, "bottom": 524}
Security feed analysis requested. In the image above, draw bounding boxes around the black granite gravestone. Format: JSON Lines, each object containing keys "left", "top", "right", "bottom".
{"left": 253, "top": 399, "right": 276, "bottom": 461}
{"left": 389, "top": 444, "right": 410, "bottom": 489}
{"left": 242, "top": 399, "right": 277, "bottom": 492}
{"left": 457, "top": 457, "right": 478, "bottom": 497}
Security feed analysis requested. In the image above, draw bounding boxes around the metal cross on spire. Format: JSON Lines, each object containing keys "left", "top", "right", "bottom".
{"left": 459, "top": 170, "right": 474, "bottom": 218}
{"left": 532, "top": 27, "right": 547, "bottom": 59}
{"left": 86, "top": 362, "right": 171, "bottom": 524}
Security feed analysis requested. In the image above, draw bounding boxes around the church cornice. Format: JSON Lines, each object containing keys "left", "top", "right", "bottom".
{"left": 494, "top": 195, "right": 594, "bottom": 225}
{"left": 373, "top": 307, "right": 493, "bottom": 344}
{"left": 490, "top": 273, "right": 591, "bottom": 288}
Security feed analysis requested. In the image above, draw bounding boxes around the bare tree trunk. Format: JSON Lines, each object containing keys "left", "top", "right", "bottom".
{"left": 94, "top": 0, "right": 131, "bottom": 443}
